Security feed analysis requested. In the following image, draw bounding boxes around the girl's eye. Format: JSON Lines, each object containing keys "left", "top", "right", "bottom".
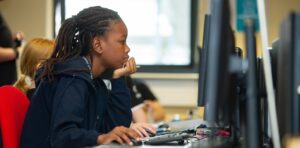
{"left": 120, "top": 40, "right": 126, "bottom": 44}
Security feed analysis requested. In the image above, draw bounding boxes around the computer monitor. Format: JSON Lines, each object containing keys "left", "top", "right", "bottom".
{"left": 270, "top": 40, "right": 279, "bottom": 90}
{"left": 203, "top": 0, "right": 233, "bottom": 126}
{"left": 257, "top": 57, "right": 271, "bottom": 138}
{"left": 258, "top": 40, "right": 278, "bottom": 147}
{"left": 277, "top": 12, "right": 300, "bottom": 138}
{"left": 258, "top": 39, "right": 279, "bottom": 147}
{"left": 197, "top": 14, "right": 211, "bottom": 106}
{"left": 244, "top": 19, "right": 262, "bottom": 148}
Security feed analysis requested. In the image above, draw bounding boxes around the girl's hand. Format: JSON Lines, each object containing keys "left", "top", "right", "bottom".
{"left": 130, "top": 122, "right": 156, "bottom": 138}
{"left": 97, "top": 126, "right": 140, "bottom": 145}
{"left": 112, "top": 57, "right": 137, "bottom": 79}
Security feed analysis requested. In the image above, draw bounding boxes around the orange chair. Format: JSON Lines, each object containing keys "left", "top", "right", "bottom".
{"left": 0, "top": 86, "right": 29, "bottom": 148}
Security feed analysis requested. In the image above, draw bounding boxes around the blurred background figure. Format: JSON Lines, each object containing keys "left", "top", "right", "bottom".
{"left": 127, "top": 76, "right": 166, "bottom": 123}
{"left": 14, "top": 38, "right": 54, "bottom": 99}
{"left": 0, "top": 11, "right": 24, "bottom": 86}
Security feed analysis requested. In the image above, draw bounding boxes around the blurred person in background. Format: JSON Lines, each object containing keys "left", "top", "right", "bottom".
{"left": 0, "top": 10, "right": 24, "bottom": 86}
{"left": 127, "top": 76, "right": 166, "bottom": 123}
{"left": 14, "top": 38, "right": 54, "bottom": 99}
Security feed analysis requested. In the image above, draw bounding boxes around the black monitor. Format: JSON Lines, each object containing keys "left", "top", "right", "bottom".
{"left": 203, "top": 0, "right": 233, "bottom": 126}
{"left": 244, "top": 19, "right": 262, "bottom": 148}
{"left": 277, "top": 12, "right": 300, "bottom": 138}
{"left": 258, "top": 39, "right": 279, "bottom": 147}
{"left": 197, "top": 14, "right": 211, "bottom": 106}
{"left": 258, "top": 39, "right": 278, "bottom": 147}
{"left": 270, "top": 40, "right": 279, "bottom": 90}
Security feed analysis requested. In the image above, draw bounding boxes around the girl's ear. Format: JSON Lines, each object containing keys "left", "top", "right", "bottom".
{"left": 92, "top": 36, "right": 104, "bottom": 54}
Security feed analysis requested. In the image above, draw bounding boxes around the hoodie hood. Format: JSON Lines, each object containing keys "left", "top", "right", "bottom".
{"left": 36, "top": 57, "right": 93, "bottom": 87}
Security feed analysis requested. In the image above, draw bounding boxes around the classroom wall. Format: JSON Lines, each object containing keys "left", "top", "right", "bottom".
{"left": 233, "top": 0, "right": 300, "bottom": 57}
{"left": 0, "top": 0, "right": 53, "bottom": 40}
{"left": 268, "top": 0, "right": 300, "bottom": 44}
{"left": 1, "top": 0, "right": 299, "bottom": 120}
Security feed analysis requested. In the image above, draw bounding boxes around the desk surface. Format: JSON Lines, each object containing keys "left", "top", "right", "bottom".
{"left": 91, "top": 137, "right": 235, "bottom": 148}
{"left": 93, "top": 119, "right": 232, "bottom": 148}
{"left": 92, "top": 141, "right": 198, "bottom": 148}
{"left": 92, "top": 144, "right": 188, "bottom": 148}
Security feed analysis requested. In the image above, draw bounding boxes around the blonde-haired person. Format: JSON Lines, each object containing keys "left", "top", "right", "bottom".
{"left": 14, "top": 38, "right": 54, "bottom": 99}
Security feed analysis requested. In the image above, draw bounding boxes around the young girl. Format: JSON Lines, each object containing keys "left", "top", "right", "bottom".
{"left": 14, "top": 38, "right": 54, "bottom": 99}
{"left": 21, "top": 6, "right": 141, "bottom": 148}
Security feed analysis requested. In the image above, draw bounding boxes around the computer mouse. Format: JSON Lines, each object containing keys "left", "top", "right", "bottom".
{"left": 158, "top": 123, "right": 169, "bottom": 129}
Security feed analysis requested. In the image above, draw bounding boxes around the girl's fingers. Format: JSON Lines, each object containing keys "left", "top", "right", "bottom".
{"left": 127, "top": 58, "right": 136, "bottom": 74}
{"left": 133, "top": 128, "right": 143, "bottom": 138}
{"left": 115, "top": 130, "right": 131, "bottom": 145}
{"left": 138, "top": 126, "right": 149, "bottom": 137}
{"left": 131, "top": 57, "right": 137, "bottom": 72}
{"left": 143, "top": 125, "right": 156, "bottom": 134}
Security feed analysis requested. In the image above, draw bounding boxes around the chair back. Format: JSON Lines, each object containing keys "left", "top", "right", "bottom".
{"left": 0, "top": 86, "right": 29, "bottom": 148}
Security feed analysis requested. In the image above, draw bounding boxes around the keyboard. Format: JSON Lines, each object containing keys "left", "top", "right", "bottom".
{"left": 143, "top": 131, "right": 194, "bottom": 145}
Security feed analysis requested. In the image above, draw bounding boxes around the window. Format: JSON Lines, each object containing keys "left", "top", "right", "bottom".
{"left": 54, "top": 0, "right": 199, "bottom": 72}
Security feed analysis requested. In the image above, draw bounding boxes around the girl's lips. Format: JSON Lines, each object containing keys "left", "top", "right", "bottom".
{"left": 124, "top": 56, "right": 129, "bottom": 61}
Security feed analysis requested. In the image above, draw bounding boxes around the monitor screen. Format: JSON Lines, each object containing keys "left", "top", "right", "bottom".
{"left": 270, "top": 40, "right": 279, "bottom": 90}
{"left": 203, "top": 0, "right": 233, "bottom": 126}
{"left": 277, "top": 12, "right": 300, "bottom": 138}
{"left": 197, "top": 14, "right": 211, "bottom": 107}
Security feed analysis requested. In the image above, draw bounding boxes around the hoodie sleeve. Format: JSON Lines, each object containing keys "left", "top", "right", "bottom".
{"left": 50, "top": 77, "right": 100, "bottom": 148}
{"left": 107, "top": 77, "right": 132, "bottom": 127}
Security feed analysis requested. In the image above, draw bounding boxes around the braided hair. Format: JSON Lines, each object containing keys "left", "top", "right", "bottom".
{"left": 40, "top": 6, "right": 121, "bottom": 80}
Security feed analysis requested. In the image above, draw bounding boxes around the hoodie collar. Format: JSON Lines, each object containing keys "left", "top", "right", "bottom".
{"left": 35, "top": 57, "right": 94, "bottom": 86}
{"left": 53, "top": 56, "right": 92, "bottom": 83}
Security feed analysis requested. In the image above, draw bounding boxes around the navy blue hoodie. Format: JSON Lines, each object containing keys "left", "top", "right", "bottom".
{"left": 20, "top": 57, "right": 132, "bottom": 148}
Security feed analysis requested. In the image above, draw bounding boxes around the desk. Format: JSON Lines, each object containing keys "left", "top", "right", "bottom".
{"left": 92, "top": 144, "right": 189, "bottom": 148}
{"left": 91, "top": 138, "right": 234, "bottom": 148}
{"left": 91, "top": 119, "right": 223, "bottom": 148}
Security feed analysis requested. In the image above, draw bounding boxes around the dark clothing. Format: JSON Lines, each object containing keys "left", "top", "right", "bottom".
{"left": 20, "top": 57, "right": 132, "bottom": 148}
{"left": 0, "top": 13, "right": 17, "bottom": 86}
{"left": 26, "top": 88, "right": 35, "bottom": 100}
{"left": 126, "top": 77, "right": 157, "bottom": 107}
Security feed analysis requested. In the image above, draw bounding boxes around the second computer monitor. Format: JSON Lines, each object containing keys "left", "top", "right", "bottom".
{"left": 197, "top": 14, "right": 211, "bottom": 106}
{"left": 203, "top": 0, "right": 234, "bottom": 126}
{"left": 277, "top": 12, "right": 300, "bottom": 137}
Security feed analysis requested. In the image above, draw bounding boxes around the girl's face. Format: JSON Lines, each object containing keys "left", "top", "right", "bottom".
{"left": 100, "top": 20, "right": 130, "bottom": 69}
